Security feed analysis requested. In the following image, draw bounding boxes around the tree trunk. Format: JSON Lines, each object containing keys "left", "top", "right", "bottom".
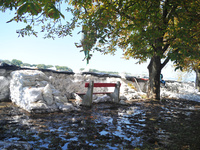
{"left": 147, "top": 55, "right": 161, "bottom": 100}
{"left": 195, "top": 68, "right": 200, "bottom": 92}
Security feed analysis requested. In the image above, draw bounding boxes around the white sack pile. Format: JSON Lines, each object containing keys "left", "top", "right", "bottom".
{"left": 10, "top": 70, "right": 76, "bottom": 113}
{"left": 161, "top": 81, "right": 200, "bottom": 102}
{"left": 0, "top": 76, "right": 10, "bottom": 101}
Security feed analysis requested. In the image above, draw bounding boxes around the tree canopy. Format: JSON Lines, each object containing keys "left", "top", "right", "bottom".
{"left": 67, "top": 0, "right": 200, "bottom": 99}
{"left": 68, "top": 0, "right": 199, "bottom": 60}
{"left": 0, "top": 0, "right": 66, "bottom": 37}
{"left": 173, "top": 44, "right": 200, "bottom": 91}
{"left": 11, "top": 59, "right": 23, "bottom": 66}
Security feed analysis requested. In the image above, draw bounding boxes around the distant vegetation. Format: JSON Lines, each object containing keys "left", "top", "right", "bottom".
{"left": 55, "top": 66, "right": 73, "bottom": 72}
{"left": 80, "top": 68, "right": 121, "bottom": 75}
{"left": 0, "top": 59, "right": 73, "bottom": 72}
{"left": 1, "top": 59, "right": 132, "bottom": 75}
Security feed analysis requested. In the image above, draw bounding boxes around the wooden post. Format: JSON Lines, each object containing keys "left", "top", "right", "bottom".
{"left": 82, "top": 81, "right": 94, "bottom": 106}
{"left": 110, "top": 81, "right": 120, "bottom": 103}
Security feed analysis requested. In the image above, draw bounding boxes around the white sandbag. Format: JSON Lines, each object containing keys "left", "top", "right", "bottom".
{"left": 57, "top": 102, "right": 75, "bottom": 112}
{"left": 0, "top": 76, "right": 9, "bottom": 101}
{"left": 23, "top": 87, "right": 43, "bottom": 103}
{"left": 42, "top": 84, "right": 54, "bottom": 105}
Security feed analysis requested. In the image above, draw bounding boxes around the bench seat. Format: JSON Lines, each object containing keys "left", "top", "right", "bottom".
{"left": 77, "top": 92, "right": 112, "bottom": 95}
{"left": 76, "top": 81, "right": 121, "bottom": 106}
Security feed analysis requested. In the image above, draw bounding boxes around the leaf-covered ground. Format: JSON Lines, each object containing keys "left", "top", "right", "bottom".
{"left": 0, "top": 99, "right": 200, "bottom": 150}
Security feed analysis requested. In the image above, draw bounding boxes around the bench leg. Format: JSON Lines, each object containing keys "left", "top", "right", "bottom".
{"left": 82, "top": 81, "right": 94, "bottom": 106}
{"left": 110, "top": 81, "right": 120, "bottom": 103}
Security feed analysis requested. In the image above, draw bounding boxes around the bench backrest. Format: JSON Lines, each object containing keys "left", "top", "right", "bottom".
{"left": 85, "top": 83, "right": 120, "bottom": 87}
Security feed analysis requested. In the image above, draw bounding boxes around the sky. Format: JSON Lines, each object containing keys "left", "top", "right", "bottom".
{"left": 0, "top": 8, "right": 196, "bottom": 81}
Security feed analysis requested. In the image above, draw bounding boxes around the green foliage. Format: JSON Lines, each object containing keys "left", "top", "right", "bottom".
{"left": 80, "top": 68, "right": 119, "bottom": 75}
{"left": 174, "top": 45, "right": 200, "bottom": 72}
{"left": 16, "top": 25, "right": 38, "bottom": 37}
{"left": 22, "top": 63, "right": 31, "bottom": 67}
{"left": 46, "top": 65, "right": 53, "bottom": 68}
{"left": 1, "top": 59, "right": 73, "bottom": 71}
{"left": 55, "top": 65, "right": 73, "bottom": 71}
{"left": 30, "top": 64, "right": 37, "bottom": 67}
{"left": 1, "top": 0, "right": 65, "bottom": 37}
{"left": 67, "top": 0, "right": 199, "bottom": 66}
{"left": 1, "top": 59, "right": 11, "bottom": 65}
{"left": 1, "top": 1, "right": 199, "bottom": 64}
{"left": 68, "top": 0, "right": 199, "bottom": 99}
{"left": 37, "top": 64, "right": 47, "bottom": 69}
{"left": 11, "top": 59, "right": 23, "bottom": 66}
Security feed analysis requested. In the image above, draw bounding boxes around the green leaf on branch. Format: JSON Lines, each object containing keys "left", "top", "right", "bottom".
{"left": 17, "top": 3, "right": 29, "bottom": 15}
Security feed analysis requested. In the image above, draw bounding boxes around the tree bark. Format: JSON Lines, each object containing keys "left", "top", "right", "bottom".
{"left": 195, "top": 68, "right": 200, "bottom": 92}
{"left": 147, "top": 55, "right": 161, "bottom": 100}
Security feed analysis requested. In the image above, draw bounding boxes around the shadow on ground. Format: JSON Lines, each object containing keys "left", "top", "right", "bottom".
{"left": 0, "top": 99, "right": 200, "bottom": 150}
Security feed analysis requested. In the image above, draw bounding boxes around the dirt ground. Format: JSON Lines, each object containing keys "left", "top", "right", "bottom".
{"left": 0, "top": 98, "right": 200, "bottom": 150}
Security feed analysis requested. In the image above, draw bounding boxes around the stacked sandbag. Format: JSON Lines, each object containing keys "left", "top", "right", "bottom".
{"left": 0, "top": 75, "right": 10, "bottom": 101}
{"left": 0, "top": 69, "right": 10, "bottom": 101}
{"left": 10, "top": 70, "right": 76, "bottom": 113}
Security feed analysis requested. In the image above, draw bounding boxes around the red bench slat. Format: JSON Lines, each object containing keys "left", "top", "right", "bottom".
{"left": 77, "top": 82, "right": 120, "bottom": 97}
{"left": 76, "top": 92, "right": 112, "bottom": 95}
{"left": 85, "top": 83, "right": 117, "bottom": 87}
{"left": 93, "top": 92, "right": 112, "bottom": 94}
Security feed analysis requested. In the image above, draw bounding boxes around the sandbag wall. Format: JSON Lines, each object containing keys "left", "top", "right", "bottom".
{"left": 0, "top": 66, "right": 148, "bottom": 103}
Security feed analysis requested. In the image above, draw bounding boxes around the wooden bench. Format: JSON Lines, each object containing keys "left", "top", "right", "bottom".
{"left": 77, "top": 81, "right": 121, "bottom": 106}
